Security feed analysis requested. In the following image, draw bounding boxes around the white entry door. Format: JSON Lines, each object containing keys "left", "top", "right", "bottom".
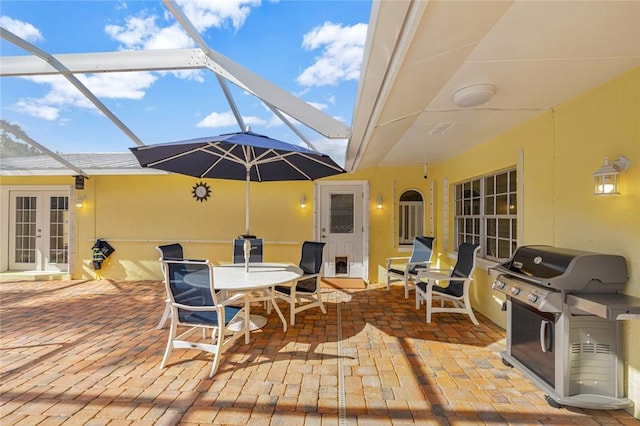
{"left": 316, "top": 182, "right": 368, "bottom": 279}
{"left": 9, "top": 191, "right": 70, "bottom": 271}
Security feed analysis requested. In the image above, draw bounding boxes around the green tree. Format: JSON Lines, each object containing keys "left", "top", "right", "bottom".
{"left": 0, "top": 120, "right": 42, "bottom": 158}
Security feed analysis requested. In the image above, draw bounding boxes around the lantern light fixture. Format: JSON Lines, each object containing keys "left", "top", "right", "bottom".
{"left": 593, "top": 155, "right": 631, "bottom": 195}
{"left": 74, "top": 175, "right": 86, "bottom": 190}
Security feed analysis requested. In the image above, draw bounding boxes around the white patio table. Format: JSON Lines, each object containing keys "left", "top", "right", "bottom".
{"left": 184, "top": 262, "right": 302, "bottom": 333}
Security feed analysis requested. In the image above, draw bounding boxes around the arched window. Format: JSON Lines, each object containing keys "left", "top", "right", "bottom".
{"left": 398, "top": 190, "right": 424, "bottom": 246}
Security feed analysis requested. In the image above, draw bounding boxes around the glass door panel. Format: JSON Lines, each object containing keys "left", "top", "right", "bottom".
{"left": 9, "top": 191, "right": 69, "bottom": 271}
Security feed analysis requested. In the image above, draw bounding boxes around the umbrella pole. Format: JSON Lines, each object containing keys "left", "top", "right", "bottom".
{"left": 245, "top": 168, "right": 250, "bottom": 236}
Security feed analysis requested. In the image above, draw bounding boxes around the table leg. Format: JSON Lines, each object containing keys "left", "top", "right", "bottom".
{"left": 269, "top": 286, "right": 288, "bottom": 332}
{"left": 244, "top": 300, "right": 250, "bottom": 344}
{"left": 227, "top": 293, "right": 267, "bottom": 336}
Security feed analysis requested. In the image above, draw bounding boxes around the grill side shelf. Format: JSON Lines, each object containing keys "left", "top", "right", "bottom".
{"left": 566, "top": 293, "right": 640, "bottom": 320}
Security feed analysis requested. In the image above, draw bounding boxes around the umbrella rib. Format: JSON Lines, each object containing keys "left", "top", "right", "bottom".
{"left": 145, "top": 143, "right": 249, "bottom": 178}
{"left": 146, "top": 146, "right": 206, "bottom": 167}
{"left": 257, "top": 151, "right": 344, "bottom": 179}
{"left": 252, "top": 151, "right": 313, "bottom": 180}
{"left": 200, "top": 142, "right": 247, "bottom": 177}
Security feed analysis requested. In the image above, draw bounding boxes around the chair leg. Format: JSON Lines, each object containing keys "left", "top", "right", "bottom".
{"left": 156, "top": 303, "right": 171, "bottom": 329}
{"left": 208, "top": 327, "right": 224, "bottom": 378}
{"left": 317, "top": 289, "right": 327, "bottom": 314}
{"left": 404, "top": 275, "right": 410, "bottom": 299}
{"left": 464, "top": 293, "right": 480, "bottom": 326}
{"left": 289, "top": 287, "right": 297, "bottom": 326}
{"left": 160, "top": 321, "right": 177, "bottom": 369}
{"left": 426, "top": 288, "right": 433, "bottom": 323}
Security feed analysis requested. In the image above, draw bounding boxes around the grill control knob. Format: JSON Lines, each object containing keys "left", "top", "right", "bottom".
{"left": 493, "top": 280, "right": 506, "bottom": 290}
{"left": 510, "top": 287, "right": 521, "bottom": 296}
{"left": 527, "top": 293, "right": 539, "bottom": 303}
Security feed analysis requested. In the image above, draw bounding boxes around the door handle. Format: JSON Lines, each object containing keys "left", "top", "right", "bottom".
{"left": 539, "top": 320, "right": 552, "bottom": 353}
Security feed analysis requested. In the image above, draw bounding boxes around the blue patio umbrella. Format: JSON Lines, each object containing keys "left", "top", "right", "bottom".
{"left": 130, "top": 131, "right": 345, "bottom": 236}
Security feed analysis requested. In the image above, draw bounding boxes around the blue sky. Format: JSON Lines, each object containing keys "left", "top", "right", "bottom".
{"left": 0, "top": 1, "right": 371, "bottom": 165}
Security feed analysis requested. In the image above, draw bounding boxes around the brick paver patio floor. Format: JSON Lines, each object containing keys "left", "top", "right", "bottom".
{"left": 1, "top": 279, "right": 638, "bottom": 425}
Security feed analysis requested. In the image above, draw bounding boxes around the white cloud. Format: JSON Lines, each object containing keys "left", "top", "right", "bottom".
{"left": 0, "top": 16, "right": 43, "bottom": 41}
{"left": 176, "top": 0, "right": 261, "bottom": 32}
{"left": 197, "top": 111, "right": 267, "bottom": 128}
{"left": 15, "top": 99, "right": 60, "bottom": 121}
{"left": 297, "top": 22, "right": 367, "bottom": 87}
{"left": 105, "top": 1, "right": 260, "bottom": 50}
{"left": 14, "top": 72, "right": 157, "bottom": 121}
{"left": 80, "top": 72, "right": 158, "bottom": 99}
{"left": 105, "top": 15, "right": 192, "bottom": 50}
{"left": 103, "top": 2, "right": 261, "bottom": 84}
{"left": 144, "top": 24, "right": 193, "bottom": 49}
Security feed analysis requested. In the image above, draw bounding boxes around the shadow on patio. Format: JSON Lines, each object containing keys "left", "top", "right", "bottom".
{"left": 1, "top": 279, "right": 637, "bottom": 425}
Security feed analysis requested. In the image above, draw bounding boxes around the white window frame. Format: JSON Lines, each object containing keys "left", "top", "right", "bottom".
{"left": 397, "top": 189, "right": 424, "bottom": 248}
{"left": 454, "top": 168, "right": 517, "bottom": 261}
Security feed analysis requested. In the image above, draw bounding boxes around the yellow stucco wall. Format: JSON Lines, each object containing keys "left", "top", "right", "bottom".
{"left": 78, "top": 175, "right": 316, "bottom": 280}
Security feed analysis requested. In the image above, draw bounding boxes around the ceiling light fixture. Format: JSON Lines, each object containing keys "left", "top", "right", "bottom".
{"left": 452, "top": 83, "right": 497, "bottom": 108}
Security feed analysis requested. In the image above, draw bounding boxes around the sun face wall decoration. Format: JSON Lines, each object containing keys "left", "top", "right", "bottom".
{"left": 192, "top": 181, "right": 212, "bottom": 202}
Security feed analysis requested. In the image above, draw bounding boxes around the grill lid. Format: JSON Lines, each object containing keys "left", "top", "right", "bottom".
{"left": 497, "top": 245, "right": 628, "bottom": 291}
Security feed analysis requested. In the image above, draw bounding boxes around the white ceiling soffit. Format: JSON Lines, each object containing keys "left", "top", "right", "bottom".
{"left": 346, "top": 0, "right": 640, "bottom": 171}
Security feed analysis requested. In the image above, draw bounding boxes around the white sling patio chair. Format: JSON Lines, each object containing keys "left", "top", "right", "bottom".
{"left": 160, "top": 258, "right": 249, "bottom": 377}
{"left": 415, "top": 242, "right": 481, "bottom": 325}
{"left": 274, "top": 241, "right": 327, "bottom": 325}
{"left": 386, "top": 236, "right": 435, "bottom": 298}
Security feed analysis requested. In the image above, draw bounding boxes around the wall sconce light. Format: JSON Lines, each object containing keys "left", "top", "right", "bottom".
{"left": 593, "top": 155, "right": 631, "bottom": 195}
{"left": 75, "top": 196, "right": 85, "bottom": 208}
{"left": 74, "top": 175, "right": 86, "bottom": 190}
{"left": 300, "top": 195, "right": 307, "bottom": 209}
{"left": 376, "top": 195, "right": 383, "bottom": 209}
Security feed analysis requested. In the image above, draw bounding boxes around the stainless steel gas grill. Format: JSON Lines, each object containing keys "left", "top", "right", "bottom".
{"left": 491, "top": 245, "right": 640, "bottom": 409}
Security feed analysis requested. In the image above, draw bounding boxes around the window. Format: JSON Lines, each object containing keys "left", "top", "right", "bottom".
{"left": 330, "top": 193, "right": 354, "bottom": 234}
{"left": 398, "top": 190, "right": 424, "bottom": 246}
{"left": 454, "top": 169, "right": 517, "bottom": 260}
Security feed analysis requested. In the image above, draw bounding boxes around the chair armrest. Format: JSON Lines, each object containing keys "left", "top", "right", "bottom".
{"left": 218, "top": 292, "right": 247, "bottom": 306}
{"left": 419, "top": 268, "right": 453, "bottom": 274}
{"left": 416, "top": 271, "right": 472, "bottom": 288}
{"left": 172, "top": 303, "right": 218, "bottom": 312}
{"left": 386, "top": 256, "right": 411, "bottom": 268}
{"left": 416, "top": 270, "right": 449, "bottom": 281}
{"left": 386, "top": 256, "right": 411, "bottom": 262}
{"left": 407, "top": 261, "right": 431, "bottom": 271}
{"left": 298, "top": 272, "right": 320, "bottom": 280}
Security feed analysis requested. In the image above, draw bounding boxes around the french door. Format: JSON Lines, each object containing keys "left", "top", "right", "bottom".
{"left": 9, "top": 190, "right": 70, "bottom": 272}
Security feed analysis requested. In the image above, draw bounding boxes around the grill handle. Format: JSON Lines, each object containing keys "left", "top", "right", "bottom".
{"left": 539, "top": 320, "right": 553, "bottom": 353}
